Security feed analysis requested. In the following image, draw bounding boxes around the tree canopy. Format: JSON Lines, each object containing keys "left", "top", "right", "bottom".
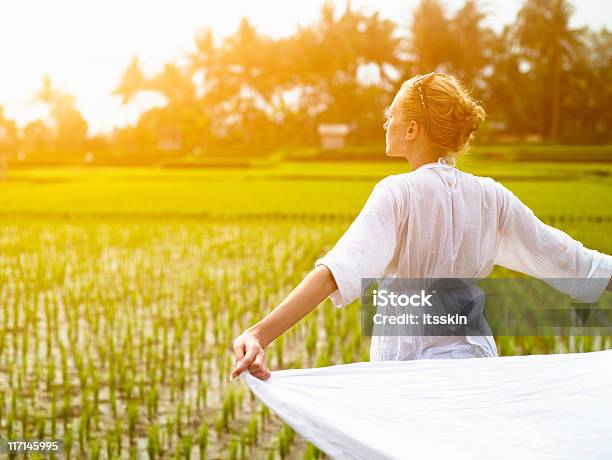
{"left": 2, "top": 0, "right": 610, "bottom": 155}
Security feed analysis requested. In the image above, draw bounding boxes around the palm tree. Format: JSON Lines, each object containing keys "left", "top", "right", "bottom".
{"left": 360, "top": 12, "right": 401, "bottom": 92}
{"left": 33, "top": 76, "right": 89, "bottom": 149}
{"left": 409, "top": 0, "right": 454, "bottom": 74}
{"left": 216, "top": 17, "right": 274, "bottom": 143}
{"left": 112, "top": 57, "right": 148, "bottom": 105}
{"left": 515, "top": 0, "right": 586, "bottom": 140}
{"left": 149, "top": 63, "right": 195, "bottom": 105}
{"left": 449, "top": 0, "right": 495, "bottom": 88}
{"left": 482, "top": 25, "right": 537, "bottom": 136}
{"left": 188, "top": 27, "right": 224, "bottom": 104}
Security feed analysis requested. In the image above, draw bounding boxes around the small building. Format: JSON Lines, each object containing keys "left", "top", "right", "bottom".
{"left": 317, "top": 123, "right": 350, "bottom": 150}
{"left": 157, "top": 138, "right": 182, "bottom": 151}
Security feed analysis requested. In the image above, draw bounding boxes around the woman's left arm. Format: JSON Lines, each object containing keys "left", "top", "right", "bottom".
{"left": 493, "top": 181, "right": 612, "bottom": 302}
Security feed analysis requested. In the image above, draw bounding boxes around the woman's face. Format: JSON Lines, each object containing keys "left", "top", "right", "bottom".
{"left": 384, "top": 90, "right": 409, "bottom": 157}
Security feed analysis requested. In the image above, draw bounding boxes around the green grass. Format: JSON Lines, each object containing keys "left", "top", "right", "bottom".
{"left": 0, "top": 160, "right": 610, "bottom": 218}
{"left": 0, "top": 160, "right": 610, "bottom": 458}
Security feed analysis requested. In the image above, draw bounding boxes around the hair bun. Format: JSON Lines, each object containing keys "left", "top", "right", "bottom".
{"left": 398, "top": 72, "right": 487, "bottom": 154}
{"left": 452, "top": 97, "right": 485, "bottom": 149}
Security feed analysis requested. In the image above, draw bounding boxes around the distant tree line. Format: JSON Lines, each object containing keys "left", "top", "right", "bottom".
{"left": 0, "top": 0, "right": 610, "bottom": 156}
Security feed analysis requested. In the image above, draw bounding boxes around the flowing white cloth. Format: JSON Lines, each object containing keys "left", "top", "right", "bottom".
{"left": 241, "top": 349, "right": 612, "bottom": 460}
{"left": 314, "top": 162, "right": 612, "bottom": 361}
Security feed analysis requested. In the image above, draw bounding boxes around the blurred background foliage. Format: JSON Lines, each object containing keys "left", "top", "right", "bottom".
{"left": 0, "top": 0, "right": 611, "bottom": 163}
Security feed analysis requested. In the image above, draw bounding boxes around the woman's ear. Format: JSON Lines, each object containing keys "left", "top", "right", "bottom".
{"left": 405, "top": 120, "right": 418, "bottom": 141}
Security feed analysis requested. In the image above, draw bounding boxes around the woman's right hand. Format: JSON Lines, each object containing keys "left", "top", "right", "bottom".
{"left": 229, "top": 266, "right": 338, "bottom": 381}
{"left": 231, "top": 330, "right": 271, "bottom": 381}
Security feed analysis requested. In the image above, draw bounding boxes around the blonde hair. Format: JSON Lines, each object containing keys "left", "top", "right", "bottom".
{"left": 398, "top": 72, "right": 486, "bottom": 156}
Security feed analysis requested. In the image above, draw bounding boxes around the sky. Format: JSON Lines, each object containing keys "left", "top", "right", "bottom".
{"left": 1, "top": 0, "right": 610, "bottom": 136}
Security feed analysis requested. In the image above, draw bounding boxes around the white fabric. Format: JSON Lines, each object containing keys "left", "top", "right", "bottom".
{"left": 241, "top": 349, "right": 612, "bottom": 460}
{"left": 314, "top": 162, "right": 612, "bottom": 361}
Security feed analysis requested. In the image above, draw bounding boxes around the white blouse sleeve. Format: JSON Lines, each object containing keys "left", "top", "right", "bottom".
{"left": 493, "top": 182, "right": 612, "bottom": 303}
{"left": 315, "top": 177, "right": 400, "bottom": 308}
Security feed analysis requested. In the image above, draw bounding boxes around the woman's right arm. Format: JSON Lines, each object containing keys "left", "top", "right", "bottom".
{"left": 231, "top": 177, "right": 400, "bottom": 380}
{"left": 231, "top": 265, "right": 338, "bottom": 380}
{"left": 493, "top": 182, "right": 612, "bottom": 302}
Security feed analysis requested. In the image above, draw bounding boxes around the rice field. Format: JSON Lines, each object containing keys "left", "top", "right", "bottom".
{"left": 0, "top": 159, "right": 610, "bottom": 459}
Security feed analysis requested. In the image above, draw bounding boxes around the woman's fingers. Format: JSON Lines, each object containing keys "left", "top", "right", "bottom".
{"left": 249, "top": 350, "right": 271, "bottom": 380}
{"left": 233, "top": 341, "right": 245, "bottom": 363}
{"left": 231, "top": 344, "right": 259, "bottom": 379}
{"left": 248, "top": 349, "right": 265, "bottom": 372}
{"left": 231, "top": 332, "right": 270, "bottom": 381}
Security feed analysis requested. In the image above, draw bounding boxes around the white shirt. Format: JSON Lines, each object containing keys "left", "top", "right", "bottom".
{"left": 315, "top": 161, "right": 612, "bottom": 362}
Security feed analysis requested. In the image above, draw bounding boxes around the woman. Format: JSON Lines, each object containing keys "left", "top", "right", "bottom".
{"left": 231, "top": 72, "right": 612, "bottom": 381}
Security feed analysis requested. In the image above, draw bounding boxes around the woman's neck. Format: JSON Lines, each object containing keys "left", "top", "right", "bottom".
{"left": 406, "top": 140, "right": 450, "bottom": 170}
{"left": 407, "top": 154, "right": 442, "bottom": 171}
